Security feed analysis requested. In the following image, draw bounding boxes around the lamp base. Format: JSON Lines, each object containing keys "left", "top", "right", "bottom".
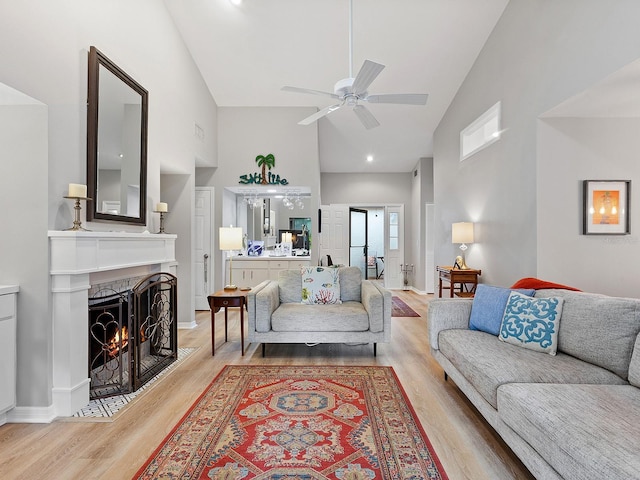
{"left": 454, "top": 255, "right": 470, "bottom": 270}
{"left": 224, "top": 284, "right": 238, "bottom": 291}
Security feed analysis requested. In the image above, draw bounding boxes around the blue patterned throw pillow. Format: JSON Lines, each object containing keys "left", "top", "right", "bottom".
{"left": 499, "top": 291, "right": 564, "bottom": 355}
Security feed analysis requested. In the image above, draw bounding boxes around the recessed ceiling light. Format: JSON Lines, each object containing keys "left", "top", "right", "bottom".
{"left": 366, "top": 155, "right": 374, "bottom": 162}
{"left": 229, "top": 0, "right": 242, "bottom": 5}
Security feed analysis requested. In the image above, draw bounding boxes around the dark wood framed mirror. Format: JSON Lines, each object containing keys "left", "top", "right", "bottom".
{"left": 87, "top": 46, "right": 148, "bottom": 225}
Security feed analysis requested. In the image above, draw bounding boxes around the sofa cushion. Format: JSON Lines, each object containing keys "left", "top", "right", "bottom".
{"left": 278, "top": 269, "right": 303, "bottom": 303}
{"left": 498, "top": 383, "right": 640, "bottom": 480}
{"left": 535, "top": 289, "right": 640, "bottom": 379}
{"left": 339, "top": 266, "right": 362, "bottom": 302}
{"left": 629, "top": 334, "right": 640, "bottom": 388}
{"left": 301, "top": 266, "right": 342, "bottom": 305}
{"left": 271, "top": 302, "right": 369, "bottom": 332}
{"left": 438, "top": 329, "right": 627, "bottom": 408}
{"left": 469, "top": 285, "right": 535, "bottom": 335}
{"left": 498, "top": 292, "right": 563, "bottom": 355}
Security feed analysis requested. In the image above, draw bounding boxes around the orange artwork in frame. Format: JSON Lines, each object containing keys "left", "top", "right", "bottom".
{"left": 583, "top": 180, "right": 630, "bottom": 235}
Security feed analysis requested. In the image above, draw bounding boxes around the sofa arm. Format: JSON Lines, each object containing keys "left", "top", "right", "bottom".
{"left": 247, "top": 280, "right": 279, "bottom": 333}
{"left": 361, "top": 280, "right": 391, "bottom": 333}
{"left": 427, "top": 299, "right": 472, "bottom": 351}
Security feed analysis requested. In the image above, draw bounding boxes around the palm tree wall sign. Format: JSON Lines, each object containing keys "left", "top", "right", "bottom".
{"left": 238, "top": 153, "right": 289, "bottom": 185}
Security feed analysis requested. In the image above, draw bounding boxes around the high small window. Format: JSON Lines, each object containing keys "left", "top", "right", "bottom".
{"left": 460, "top": 101, "right": 501, "bottom": 161}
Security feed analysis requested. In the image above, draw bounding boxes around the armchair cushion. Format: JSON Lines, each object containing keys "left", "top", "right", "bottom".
{"left": 272, "top": 302, "right": 369, "bottom": 332}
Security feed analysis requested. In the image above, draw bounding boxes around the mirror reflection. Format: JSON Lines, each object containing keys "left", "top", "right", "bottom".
{"left": 87, "top": 46, "right": 148, "bottom": 225}
{"left": 227, "top": 186, "right": 312, "bottom": 257}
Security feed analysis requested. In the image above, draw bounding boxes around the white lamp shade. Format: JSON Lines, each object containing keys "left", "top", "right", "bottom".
{"left": 219, "top": 227, "right": 243, "bottom": 250}
{"left": 452, "top": 222, "right": 474, "bottom": 244}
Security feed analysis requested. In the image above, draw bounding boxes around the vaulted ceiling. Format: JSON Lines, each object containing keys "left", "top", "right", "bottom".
{"left": 164, "top": 0, "right": 510, "bottom": 173}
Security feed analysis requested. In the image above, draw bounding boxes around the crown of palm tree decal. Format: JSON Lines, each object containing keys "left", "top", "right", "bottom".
{"left": 255, "top": 154, "right": 275, "bottom": 185}
{"left": 239, "top": 153, "right": 289, "bottom": 186}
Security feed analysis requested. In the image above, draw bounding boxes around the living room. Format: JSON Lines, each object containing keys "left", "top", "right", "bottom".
{"left": 1, "top": 1, "right": 640, "bottom": 479}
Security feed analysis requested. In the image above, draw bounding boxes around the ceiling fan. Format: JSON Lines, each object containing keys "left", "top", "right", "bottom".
{"left": 281, "top": 0, "right": 428, "bottom": 130}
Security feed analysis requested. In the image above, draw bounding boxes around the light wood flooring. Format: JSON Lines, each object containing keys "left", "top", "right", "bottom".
{"left": 0, "top": 289, "right": 535, "bottom": 480}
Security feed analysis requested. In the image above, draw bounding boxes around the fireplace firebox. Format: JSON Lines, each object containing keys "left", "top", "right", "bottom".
{"left": 88, "top": 272, "right": 177, "bottom": 399}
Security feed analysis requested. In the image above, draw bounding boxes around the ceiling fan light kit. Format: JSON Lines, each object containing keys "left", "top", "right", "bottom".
{"left": 281, "top": 0, "right": 428, "bottom": 129}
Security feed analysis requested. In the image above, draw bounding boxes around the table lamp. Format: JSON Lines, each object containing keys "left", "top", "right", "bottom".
{"left": 452, "top": 222, "right": 474, "bottom": 270}
{"left": 219, "top": 226, "right": 243, "bottom": 290}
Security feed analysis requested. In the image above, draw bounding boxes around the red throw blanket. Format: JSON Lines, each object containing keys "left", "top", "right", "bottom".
{"left": 510, "top": 277, "right": 581, "bottom": 291}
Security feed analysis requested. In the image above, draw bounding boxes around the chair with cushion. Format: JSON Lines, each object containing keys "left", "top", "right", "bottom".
{"left": 247, "top": 266, "right": 392, "bottom": 356}
{"left": 366, "top": 251, "right": 378, "bottom": 279}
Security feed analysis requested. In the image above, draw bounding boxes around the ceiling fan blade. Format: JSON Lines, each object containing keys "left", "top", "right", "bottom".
{"left": 365, "top": 93, "right": 429, "bottom": 105}
{"left": 298, "top": 104, "right": 342, "bottom": 125}
{"left": 282, "top": 86, "right": 339, "bottom": 100}
{"left": 353, "top": 104, "right": 380, "bottom": 130}
{"left": 351, "top": 60, "right": 385, "bottom": 95}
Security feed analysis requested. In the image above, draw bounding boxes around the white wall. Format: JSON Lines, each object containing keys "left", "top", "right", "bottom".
{"left": 410, "top": 158, "right": 434, "bottom": 292}
{"left": 0, "top": 102, "right": 49, "bottom": 410}
{"left": 433, "top": 0, "right": 640, "bottom": 289}
{"left": 0, "top": 0, "right": 217, "bottom": 409}
{"left": 538, "top": 118, "right": 640, "bottom": 297}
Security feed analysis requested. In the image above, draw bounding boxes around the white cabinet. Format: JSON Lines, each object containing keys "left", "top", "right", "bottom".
{"left": 227, "top": 258, "right": 311, "bottom": 286}
{"left": 230, "top": 260, "right": 270, "bottom": 288}
{"left": 268, "top": 260, "right": 290, "bottom": 280}
{"left": 288, "top": 259, "right": 311, "bottom": 270}
{"left": 0, "top": 285, "right": 18, "bottom": 425}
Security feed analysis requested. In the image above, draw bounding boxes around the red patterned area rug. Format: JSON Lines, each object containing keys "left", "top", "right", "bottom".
{"left": 134, "top": 365, "right": 448, "bottom": 479}
{"left": 392, "top": 296, "right": 421, "bottom": 317}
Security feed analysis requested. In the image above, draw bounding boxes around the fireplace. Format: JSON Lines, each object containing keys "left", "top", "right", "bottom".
{"left": 88, "top": 273, "right": 177, "bottom": 399}
{"left": 49, "top": 231, "right": 177, "bottom": 419}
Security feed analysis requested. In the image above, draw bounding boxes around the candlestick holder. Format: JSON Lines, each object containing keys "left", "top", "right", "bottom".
{"left": 154, "top": 210, "right": 167, "bottom": 234}
{"left": 400, "top": 263, "right": 414, "bottom": 291}
{"left": 64, "top": 196, "right": 91, "bottom": 231}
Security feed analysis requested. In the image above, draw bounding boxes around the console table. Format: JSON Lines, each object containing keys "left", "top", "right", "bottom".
{"left": 437, "top": 265, "right": 482, "bottom": 298}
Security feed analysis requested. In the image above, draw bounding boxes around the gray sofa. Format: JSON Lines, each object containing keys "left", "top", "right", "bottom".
{"left": 247, "top": 266, "right": 391, "bottom": 355}
{"left": 428, "top": 288, "right": 640, "bottom": 480}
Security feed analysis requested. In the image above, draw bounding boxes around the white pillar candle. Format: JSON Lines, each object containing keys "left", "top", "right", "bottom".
{"left": 68, "top": 183, "right": 87, "bottom": 198}
{"left": 156, "top": 202, "right": 168, "bottom": 213}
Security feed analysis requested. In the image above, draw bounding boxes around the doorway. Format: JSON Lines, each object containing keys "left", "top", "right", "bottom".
{"left": 194, "top": 187, "right": 214, "bottom": 310}
{"left": 349, "top": 207, "right": 385, "bottom": 280}
{"left": 349, "top": 208, "right": 368, "bottom": 277}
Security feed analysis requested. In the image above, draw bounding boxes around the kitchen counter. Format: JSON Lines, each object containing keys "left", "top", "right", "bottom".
{"left": 231, "top": 255, "right": 311, "bottom": 261}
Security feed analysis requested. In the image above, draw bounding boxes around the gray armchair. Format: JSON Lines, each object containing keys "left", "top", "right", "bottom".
{"left": 246, "top": 266, "right": 392, "bottom": 356}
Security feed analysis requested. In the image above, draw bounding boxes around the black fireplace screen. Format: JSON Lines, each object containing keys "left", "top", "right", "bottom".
{"left": 88, "top": 272, "right": 178, "bottom": 399}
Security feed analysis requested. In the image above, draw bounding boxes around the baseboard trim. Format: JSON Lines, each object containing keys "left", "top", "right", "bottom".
{"left": 178, "top": 320, "right": 198, "bottom": 329}
{"left": 7, "top": 404, "right": 57, "bottom": 424}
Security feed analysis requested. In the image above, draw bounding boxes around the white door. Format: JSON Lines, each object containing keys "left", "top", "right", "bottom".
{"left": 194, "top": 187, "right": 214, "bottom": 310}
{"left": 385, "top": 205, "right": 405, "bottom": 289}
{"left": 349, "top": 208, "right": 368, "bottom": 277}
{"left": 319, "top": 204, "right": 349, "bottom": 266}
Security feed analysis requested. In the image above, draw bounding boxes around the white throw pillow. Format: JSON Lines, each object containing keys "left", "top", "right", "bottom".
{"left": 499, "top": 291, "right": 563, "bottom": 355}
{"left": 301, "top": 266, "right": 342, "bottom": 305}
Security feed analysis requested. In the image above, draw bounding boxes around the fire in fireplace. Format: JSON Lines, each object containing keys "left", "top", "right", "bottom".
{"left": 88, "top": 272, "right": 178, "bottom": 399}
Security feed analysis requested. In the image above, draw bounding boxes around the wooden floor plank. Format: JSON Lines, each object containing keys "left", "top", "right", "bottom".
{"left": 0, "top": 289, "right": 534, "bottom": 480}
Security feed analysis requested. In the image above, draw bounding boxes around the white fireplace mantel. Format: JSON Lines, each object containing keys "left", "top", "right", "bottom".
{"left": 48, "top": 231, "right": 177, "bottom": 419}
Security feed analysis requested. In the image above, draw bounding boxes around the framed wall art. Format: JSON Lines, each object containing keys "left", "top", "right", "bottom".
{"left": 583, "top": 180, "right": 630, "bottom": 235}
